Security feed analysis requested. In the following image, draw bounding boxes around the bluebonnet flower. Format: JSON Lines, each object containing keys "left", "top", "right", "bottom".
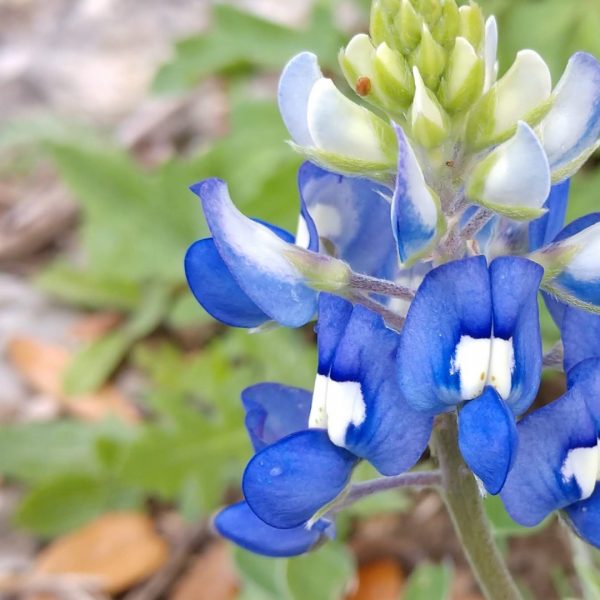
{"left": 240, "top": 294, "right": 432, "bottom": 530}
{"left": 499, "top": 336, "right": 600, "bottom": 546}
{"left": 214, "top": 294, "right": 432, "bottom": 556}
{"left": 214, "top": 383, "right": 336, "bottom": 557}
{"left": 185, "top": 163, "right": 399, "bottom": 328}
{"left": 182, "top": 0, "right": 600, "bottom": 564}
{"left": 397, "top": 255, "right": 543, "bottom": 494}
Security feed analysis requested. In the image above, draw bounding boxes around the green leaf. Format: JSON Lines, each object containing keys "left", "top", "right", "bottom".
{"left": 46, "top": 141, "right": 202, "bottom": 285}
{"left": 15, "top": 472, "right": 143, "bottom": 538}
{"left": 63, "top": 284, "right": 173, "bottom": 394}
{"left": 233, "top": 544, "right": 355, "bottom": 600}
{"left": 0, "top": 421, "right": 130, "bottom": 484}
{"left": 153, "top": 4, "right": 344, "bottom": 94}
{"left": 15, "top": 474, "right": 111, "bottom": 537}
{"left": 287, "top": 544, "right": 354, "bottom": 600}
{"left": 37, "top": 263, "right": 142, "bottom": 311}
{"left": 403, "top": 562, "right": 453, "bottom": 600}
{"left": 234, "top": 548, "right": 291, "bottom": 600}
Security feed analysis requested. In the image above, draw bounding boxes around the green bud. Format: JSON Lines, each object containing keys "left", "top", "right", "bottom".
{"left": 380, "top": 0, "right": 401, "bottom": 12}
{"left": 395, "top": 0, "right": 423, "bottom": 54}
{"left": 438, "top": 37, "right": 484, "bottom": 113}
{"left": 459, "top": 3, "right": 485, "bottom": 50}
{"left": 414, "top": 0, "right": 442, "bottom": 26}
{"left": 432, "top": 0, "right": 460, "bottom": 47}
{"left": 370, "top": 2, "right": 393, "bottom": 47}
{"left": 374, "top": 42, "right": 415, "bottom": 110}
{"left": 340, "top": 34, "right": 382, "bottom": 102}
{"left": 409, "top": 67, "right": 450, "bottom": 148}
{"left": 409, "top": 23, "right": 447, "bottom": 89}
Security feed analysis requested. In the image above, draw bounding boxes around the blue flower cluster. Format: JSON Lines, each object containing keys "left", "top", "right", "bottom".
{"left": 184, "top": 1, "right": 600, "bottom": 558}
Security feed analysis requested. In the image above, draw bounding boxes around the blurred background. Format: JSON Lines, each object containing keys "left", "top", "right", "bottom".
{"left": 1, "top": 0, "right": 600, "bottom": 598}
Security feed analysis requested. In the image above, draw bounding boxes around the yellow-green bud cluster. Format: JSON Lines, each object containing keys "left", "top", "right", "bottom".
{"left": 340, "top": 0, "right": 486, "bottom": 148}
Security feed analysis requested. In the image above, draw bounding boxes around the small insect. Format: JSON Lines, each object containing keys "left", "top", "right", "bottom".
{"left": 445, "top": 160, "right": 455, "bottom": 168}
{"left": 355, "top": 76, "right": 372, "bottom": 97}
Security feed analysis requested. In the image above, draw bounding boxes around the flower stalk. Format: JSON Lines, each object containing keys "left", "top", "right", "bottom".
{"left": 433, "top": 413, "right": 523, "bottom": 600}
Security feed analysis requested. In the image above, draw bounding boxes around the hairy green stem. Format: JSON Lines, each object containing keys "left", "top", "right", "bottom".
{"left": 433, "top": 414, "right": 523, "bottom": 600}
{"left": 350, "top": 272, "right": 416, "bottom": 300}
{"left": 349, "top": 292, "right": 406, "bottom": 331}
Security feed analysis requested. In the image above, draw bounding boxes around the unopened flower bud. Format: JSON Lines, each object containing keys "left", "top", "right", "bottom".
{"left": 410, "top": 23, "right": 447, "bottom": 89}
{"left": 432, "top": 0, "right": 460, "bottom": 48}
{"left": 459, "top": 3, "right": 485, "bottom": 51}
{"left": 374, "top": 42, "right": 415, "bottom": 110}
{"left": 438, "top": 37, "right": 484, "bottom": 113}
{"left": 395, "top": 0, "right": 423, "bottom": 54}
{"left": 410, "top": 67, "right": 450, "bottom": 148}
{"left": 414, "top": 0, "right": 442, "bottom": 27}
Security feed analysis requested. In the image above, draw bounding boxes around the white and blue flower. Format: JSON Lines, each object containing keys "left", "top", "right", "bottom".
{"left": 239, "top": 295, "right": 433, "bottom": 530}
{"left": 397, "top": 256, "right": 544, "bottom": 493}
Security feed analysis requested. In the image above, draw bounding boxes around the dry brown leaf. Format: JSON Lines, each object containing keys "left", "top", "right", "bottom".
{"left": 35, "top": 512, "right": 169, "bottom": 595}
{"left": 346, "top": 559, "right": 405, "bottom": 600}
{"left": 8, "top": 336, "right": 139, "bottom": 423}
{"left": 70, "top": 312, "right": 122, "bottom": 342}
{"left": 169, "top": 542, "right": 238, "bottom": 600}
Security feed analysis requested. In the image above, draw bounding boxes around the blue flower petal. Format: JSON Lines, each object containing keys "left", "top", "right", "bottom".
{"left": 242, "top": 429, "right": 358, "bottom": 529}
{"left": 185, "top": 239, "right": 270, "bottom": 328}
{"left": 458, "top": 388, "right": 518, "bottom": 494}
{"left": 298, "top": 162, "right": 399, "bottom": 280}
{"left": 316, "top": 294, "right": 354, "bottom": 375}
{"left": 564, "top": 488, "right": 600, "bottom": 550}
{"left": 528, "top": 180, "right": 571, "bottom": 252}
{"left": 551, "top": 213, "right": 600, "bottom": 307}
{"left": 191, "top": 178, "right": 318, "bottom": 328}
{"left": 242, "top": 383, "right": 312, "bottom": 452}
{"left": 561, "top": 309, "right": 600, "bottom": 374}
{"left": 392, "top": 126, "right": 440, "bottom": 264}
{"left": 185, "top": 221, "right": 295, "bottom": 328}
{"left": 501, "top": 375, "right": 598, "bottom": 526}
{"left": 397, "top": 256, "right": 492, "bottom": 414}
{"left": 568, "top": 358, "right": 600, "bottom": 430}
{"left": 297, "top": 192, "right": 320, "bottom": 253}
{"left": 214, "top": 501, "right": 332, "bottom": 557}
{"left": 553, "top": 212, "right": 600, "bottom": 243}
{"left": 490, "top": 257, "right": 543, "bottom": 415}
{"left": 326, "top": 304, "right": 433, "bottom": 475}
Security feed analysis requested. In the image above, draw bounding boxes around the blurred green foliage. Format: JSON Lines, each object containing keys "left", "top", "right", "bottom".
{"left": 2, "top": 1, "right": 600, "bottom": 597}
{"left": 403, "top": 563, "right": 452, "bottom": 600}
{"left": 234, "top": 544, "right": 354, "bottom": 600}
